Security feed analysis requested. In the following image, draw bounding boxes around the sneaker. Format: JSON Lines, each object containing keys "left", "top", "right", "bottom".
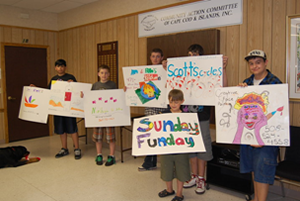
{"left": 74, "top": 149, "right": 81, "bottom": 160}
{"left": 105, "top": 155, "right": 116, "bottom": 166}
{"left": 138, "top": 166, "right": 157, "bottom": 171}
{"left": 95, "top": 155, "right": 103, "bottom": 165}
{"left": 183, "top": 174, "right": 197, "bottom": 188}
{"left": 55, "top": 148, "right": 69, "bottom": 158}
{"left": 195, "top": 177, "right": 206, "bottom": 194}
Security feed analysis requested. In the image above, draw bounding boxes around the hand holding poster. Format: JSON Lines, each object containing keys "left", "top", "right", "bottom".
{"left": 48, "top": 81, "right": 92, "bottom": 118}
{"left": 167, "top": 55, "right": 223, "bottom": 105}
{"left": 132, "top": 113, "right": 205, "bottom": 156}
{"left": 83, "top": 89, "right": 131, "bottom": 127}
{"left": 19, "top": 86, "right": 50, "bottom": 123}
{"left": 123, "top": 65, "right": 167, "bottom": 108}
{"left": 214, "top": 84, "right": 290, "bottom": 146}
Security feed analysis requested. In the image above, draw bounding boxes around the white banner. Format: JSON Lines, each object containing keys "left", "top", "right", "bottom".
{"left": 138, "top": 0, "right": 243, "bottom": 37}
{"left": 83, "top": 89, "right": 131, "bottom": 127}
{"left": 215, "top": 84, "right": 290, "bottom": 146}
{"left": 123, "top": 65, "right": 167, "bottom": 108}
{"left": 167, "top": 55, "right": 223, "bottom": 105}
{"left": 48, "top": 81, "right": 92, "bottom": 118}
{"left": 132, "top": 113, "right": 205, "bottom": 156}
{"left": 19, "top": 86, "right": 50, "bottom": 123}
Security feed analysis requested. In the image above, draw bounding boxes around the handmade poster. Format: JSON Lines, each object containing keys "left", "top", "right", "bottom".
{"left": 215, "top": 84, "right": 290, "bottom": 146}
{"left": 83, "top": 89, "right": 131, "bottom": 127}
{"left": 19, "top": 86, "right": 50, "bottom": 123}
{"left": 123, "top": 65, "right": 167, "bottom": 108}
{"left": 167, "top": 55, "right": 223, "bottom": 105}
{"left": 132, "top": 113, "right": 205, "bottom": 156}
{"left": 48, "top": 81, "right": 92, "bottom": 118}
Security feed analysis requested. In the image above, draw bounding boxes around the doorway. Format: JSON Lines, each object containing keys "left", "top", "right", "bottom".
{"left": 3, "top": 44, "right": 49, "bottom": 142}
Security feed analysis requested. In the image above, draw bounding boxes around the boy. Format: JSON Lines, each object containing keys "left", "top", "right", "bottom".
{"left": 138, "top": 48, "right": 167, "bottom": 171}
{"left": 49, "top": 59, "right": 81, "bottom": 160}
{"left": 158, "top": 89, "right": 189, "bottom": 201}
{"left": 92, "top": 64, "right": 117, "bottom": 166}
{"left": 238, "top": 50, "right": 282, "bottom": 201}
{"left": 183, "top": 44, "right": 228, "bottom": 194}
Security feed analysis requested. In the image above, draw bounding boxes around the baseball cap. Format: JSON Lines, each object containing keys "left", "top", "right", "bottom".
{"left": 244, "top": 50, "right": 267, "bottom": 61}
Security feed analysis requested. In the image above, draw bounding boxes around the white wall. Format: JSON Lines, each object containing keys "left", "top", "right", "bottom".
{"left": 0, "top": 5, "right": 58, "bottom": 30}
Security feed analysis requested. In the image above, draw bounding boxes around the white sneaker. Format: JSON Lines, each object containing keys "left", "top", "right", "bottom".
{"left": 183, "top": 174, "right": 197, "bottom": 188}
{"left": 195, "top": 177, "right": 206, "bottom": 194}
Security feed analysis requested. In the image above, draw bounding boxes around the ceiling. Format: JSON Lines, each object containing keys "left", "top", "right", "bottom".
{"left": 0, "top": 0, "right": 100, "bottom": 13}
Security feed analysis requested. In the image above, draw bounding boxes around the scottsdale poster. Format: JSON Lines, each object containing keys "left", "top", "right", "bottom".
{"left": 132, "top": 113, "right": 205, "bottom": 156}
{"left": 83, "top": 89, "right": 131, "bottom": 127}
{"left": 48, "top": 81, "right": 92, "bottom": 118}
{"left": 167, "top": 55, "right": 223, "bottom": 105}
{"left": 19, "top": 86, "right": 50, "bottom": 123}
{"left": 214, "top": 84, "right": 290, "bottom": 146}
{"left": 123, "top": 65, "right": 167, "bottom": 108}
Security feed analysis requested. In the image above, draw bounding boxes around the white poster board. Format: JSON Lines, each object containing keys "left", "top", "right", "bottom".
{"left": 19, "top": 86, "right": 50, "bottom": 123}
{"left": 138, "top": 0, "right": 243, "bottom": 37}
{"left": 167, "top": 55, "right": 223, "bottom": 105}
{"left": 132, "top": 113, "right": 205, "bottom": 156}
{"left": 48, "top": 81, "right": 92, "bottom": 118}
{"left": 123, "top": 65, "right": 167, "bottom": 108}
{"left": 215, "top": 84, "right": 290, "bottom": 146}
{"left": 83, "top": 89, "right": 131, "bottom": 127}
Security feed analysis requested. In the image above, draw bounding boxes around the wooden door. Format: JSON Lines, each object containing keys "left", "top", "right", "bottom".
{"left": 4, "top": 45, "right": 49, "bottom": 142}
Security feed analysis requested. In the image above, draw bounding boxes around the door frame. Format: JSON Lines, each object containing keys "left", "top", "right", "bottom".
{"left": 1, "top": 43, "right": 52, "bottom": 143}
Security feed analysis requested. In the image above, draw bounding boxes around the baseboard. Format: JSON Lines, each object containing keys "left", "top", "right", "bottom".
{"left": 269, "top": 183, "right": 300, "bottom": 200}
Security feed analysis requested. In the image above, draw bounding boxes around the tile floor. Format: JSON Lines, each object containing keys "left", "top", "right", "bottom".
{"left": 0, "top": 135, "right": 299, "bottom": 201}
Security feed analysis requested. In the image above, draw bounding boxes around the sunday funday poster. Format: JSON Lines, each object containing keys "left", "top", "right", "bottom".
{"left": 132, "top": 113, "right": 205, "bottom": 156}
{"left": 19, "top": 86, "right": 50, "bottom": 123}
{"left": 123, "top": 65, "right": 167, "bottom": 108}
{"left": 83, "top": 89, "right": 131, "bottom": 127}
{"left": 167, "top": 55, "right": 223, "bottom": 105}
{"left": 214, "top": 84, "right": 290, "bottom": 146}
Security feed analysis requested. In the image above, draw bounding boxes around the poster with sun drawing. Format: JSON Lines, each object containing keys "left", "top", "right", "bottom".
{"left": 122, "top": 65, "right": 167, "bottom": 108}
{"left": 49, "top": 81, "right": 92, "bottom": 118}
{"left": 214, "top": 84, "right": 290, "bottom": 146}
{"left": 83, "top": 89, "right": 131, "bottom": 127}
{"left": 19, "top": 86, "right": 50, "bottom": 123}
{"left": 167, "top": 55, "right": 223, "bottom": 105}
{"left": 132, "top": 113, "right": 205, "bottom": 156}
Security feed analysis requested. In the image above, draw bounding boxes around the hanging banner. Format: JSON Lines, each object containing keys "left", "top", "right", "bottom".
{"left": 83, "top": 89, "right": 131, "bottom": 127}
{"left": 215, "top": 84, "right": 290, "bottom": 146}
{"left": 138, "top": 0, "right": 243, "bottom": 37}
{"left": 132, "top": 113, "right": 205, "bottom": 156}
{"left": 123, "top": 65, "right": 167, "bottom": 108}
{"left": 167, "top": 55, "right": 223, "bottom": 105}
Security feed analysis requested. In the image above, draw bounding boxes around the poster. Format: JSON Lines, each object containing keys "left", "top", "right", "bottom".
{"left": 215, "top": 84, "right": 290, "bottom": 146}
{"left": 48, "top": 81, "right": 92, "bottom": 118}
{"left": 19, "top": 86, "right": 50, "bottom": 123}
{"left": 167, "top": 55, "right": 223, "bottom": 105}
{"left": 123, "top": 65, "right": 167, "bottom": 108}
{"left": 83, "top": 89, "right": 131, "bottom": 127}
{"left": 132, "top": 113, "right": 205, "bottom": 156}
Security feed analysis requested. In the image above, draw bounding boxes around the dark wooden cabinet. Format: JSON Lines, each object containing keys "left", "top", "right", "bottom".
{"left": 207, "top": 142, "right": 253, "bottom": 198}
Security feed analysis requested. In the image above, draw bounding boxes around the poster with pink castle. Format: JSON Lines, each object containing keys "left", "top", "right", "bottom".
{"left": 214, "top": 84, "right": 290, "bottom": 146}
{"left": 167, "top": 55, "right": 223, "bottom": 105}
